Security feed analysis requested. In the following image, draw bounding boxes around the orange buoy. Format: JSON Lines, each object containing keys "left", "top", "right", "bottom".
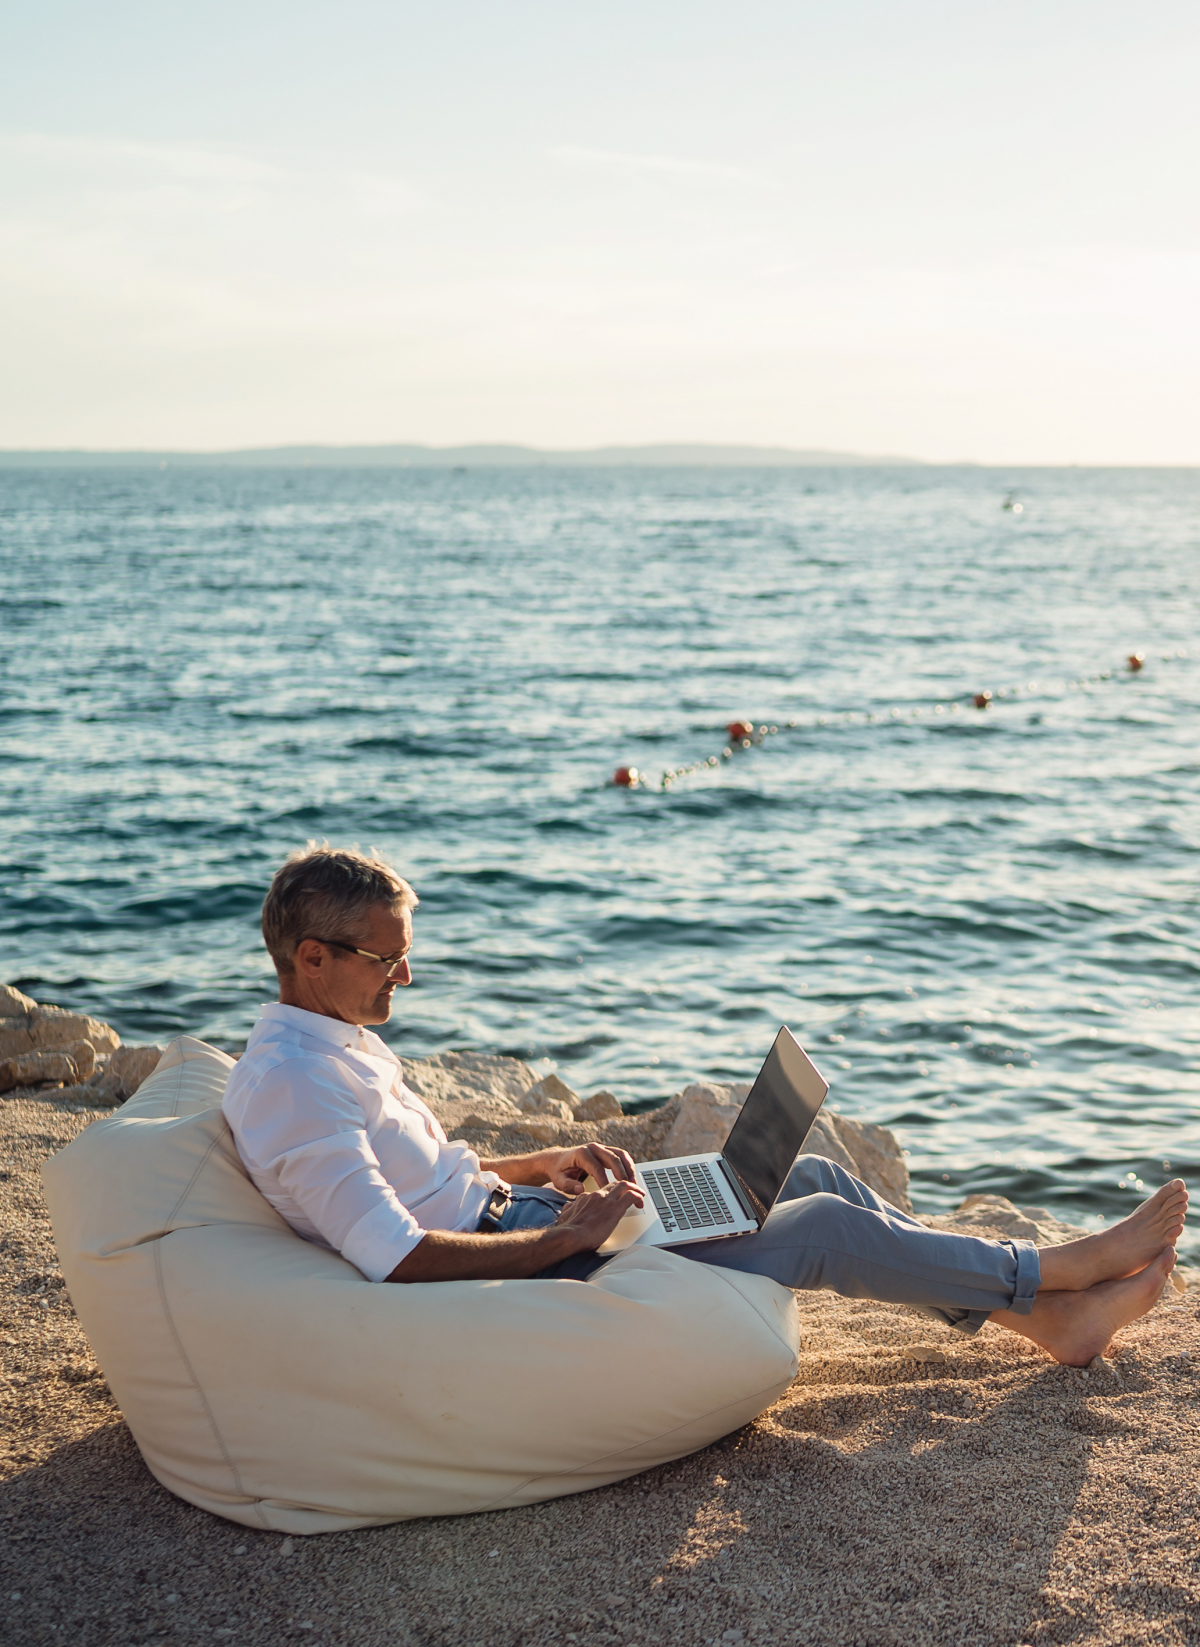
{"left": 1128, "top": 652, "right": 1145, "bottom": 672}
{"left": 727, "top": 720, "right": 754, "bottom": 742}
{"left": 973, "top": 691, "right": 992, "bottom": 709}
{"left": 612, "top": 766, "right": 639, "bottom": 787}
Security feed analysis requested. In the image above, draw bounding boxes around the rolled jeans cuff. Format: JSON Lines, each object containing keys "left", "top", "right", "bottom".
{"left": 940, "top": 1237, "right": 1041, "bottom": 1337}
{"left": 1005, "top": 1237, "right": 1041, "bottom": 1316}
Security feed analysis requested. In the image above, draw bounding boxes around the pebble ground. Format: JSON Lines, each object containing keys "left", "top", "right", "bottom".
{"left": 3, "top": 1093, "right": 1198, "bottom": 1647}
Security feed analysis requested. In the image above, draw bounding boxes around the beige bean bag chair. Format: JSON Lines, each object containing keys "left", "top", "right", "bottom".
{"left": 42, "top": 1037, "right": 800, "bottom": 1534}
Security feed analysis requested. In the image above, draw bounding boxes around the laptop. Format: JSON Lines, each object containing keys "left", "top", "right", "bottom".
{"left": 597, "top": 1026, "right": 829, "bottom": 1254}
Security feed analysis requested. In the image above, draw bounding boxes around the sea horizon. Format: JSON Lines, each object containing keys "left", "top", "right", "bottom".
{"left": 4, "top": 442, "right": 1199, "bottom": 470}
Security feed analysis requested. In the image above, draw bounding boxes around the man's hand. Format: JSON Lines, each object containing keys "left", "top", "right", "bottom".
{"left": 385, "top": 1179, "right": 644, "bottom": 1283}
{"left": 552, "top": 1176, "right": 644, "bottom": 1238}
{"left": 544, "top": 1143, "right": 638, "bottom": 1196}
{"left": 481, "top": 1142, "right": 639, "bottom": 1195}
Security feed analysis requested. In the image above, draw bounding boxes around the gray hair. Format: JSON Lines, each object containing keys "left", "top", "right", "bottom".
{"left": 261, "top": 842, "right": 417, "bottom": 975}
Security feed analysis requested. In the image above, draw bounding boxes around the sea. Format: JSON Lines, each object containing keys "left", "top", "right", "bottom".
{"left": 3, "top": 463, "right": 1199, "bottom": 1253}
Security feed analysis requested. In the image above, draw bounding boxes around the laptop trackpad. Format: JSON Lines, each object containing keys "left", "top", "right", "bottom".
{"left": 596, "top": 1198, "right": 658, "bottom": 1254}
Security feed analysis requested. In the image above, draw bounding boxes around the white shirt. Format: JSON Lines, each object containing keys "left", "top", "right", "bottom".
{"left": 222, "top": 1003, "right": 498, "bottom": 1282}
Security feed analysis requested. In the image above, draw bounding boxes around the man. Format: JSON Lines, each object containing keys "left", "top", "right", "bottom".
{"left": 224, "top": 844, "right": 1187, "bottom": 1365}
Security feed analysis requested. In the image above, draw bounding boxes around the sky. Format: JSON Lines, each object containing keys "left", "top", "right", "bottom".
{"left": 2, "top": 1, "right": 1199, "bottom": 463}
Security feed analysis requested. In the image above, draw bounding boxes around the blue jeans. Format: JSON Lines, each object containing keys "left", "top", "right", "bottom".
{"left": 493, "top": 1156, "right": 1040, "bottom": 1336}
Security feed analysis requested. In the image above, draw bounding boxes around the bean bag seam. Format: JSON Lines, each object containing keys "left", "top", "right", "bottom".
{"left": 163, "top": 1130, "right": 230, "bottom": 1230}
{"left": 116, "top": 1058, "right": 185, "bottom": 1119}
{"left": 152, "top": 1237, "right": 270, "bottom": 1529}
{"left": 166, "top": 1058, "right": 186, "bottom": 1118}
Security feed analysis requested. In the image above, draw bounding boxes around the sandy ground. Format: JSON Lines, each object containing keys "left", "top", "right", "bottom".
{"left": 3, "top": 1092, "right": 1199, "bottom": 1647}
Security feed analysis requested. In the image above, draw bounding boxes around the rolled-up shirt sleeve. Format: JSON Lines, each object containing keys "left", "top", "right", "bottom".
{"left": 236, "top": 1059, "right": 427, "bottom": 1282}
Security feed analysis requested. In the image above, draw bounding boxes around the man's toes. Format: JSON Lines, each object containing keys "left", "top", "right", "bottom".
{"left": 1147, "top": 1184, "right": 1187, "bottom": 1221}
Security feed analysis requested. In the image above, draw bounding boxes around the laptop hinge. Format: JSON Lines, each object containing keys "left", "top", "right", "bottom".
{"left": 717, "top": 1155, "right": 761, "bottom": 1225}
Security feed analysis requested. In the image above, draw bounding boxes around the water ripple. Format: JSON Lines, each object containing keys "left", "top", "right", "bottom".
{"left": 3, "top": 463, "right": 1199, "bottom": 1249}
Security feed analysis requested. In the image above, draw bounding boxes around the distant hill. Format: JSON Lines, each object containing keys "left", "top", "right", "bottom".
{"left": 0, "top": 441, "right": 922, "bottom": 468}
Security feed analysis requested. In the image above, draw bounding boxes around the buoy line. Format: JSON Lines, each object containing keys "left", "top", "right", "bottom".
{"left": 611, "top": 649, "right": 1191, "bottom": 791}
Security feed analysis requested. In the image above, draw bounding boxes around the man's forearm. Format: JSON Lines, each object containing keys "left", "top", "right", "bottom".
{"left": 478, "top": 1149, "right": 558, "bottom": 1186}
{"left": 385, "top": 1224, "right": 586, "bottom": 1283}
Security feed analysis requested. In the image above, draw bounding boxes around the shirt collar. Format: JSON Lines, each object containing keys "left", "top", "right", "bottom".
{"left": 258, "top": 1001, "right": 397, "bottom": 1060}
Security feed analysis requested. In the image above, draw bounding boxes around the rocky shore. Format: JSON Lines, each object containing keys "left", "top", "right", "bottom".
{"left": 0, "top": 985, "right": 915, "bottom": 1205}
{"left": 0, "top": 986, "right": 165, "bottom": 1106}
{"left": 0, "top": 983, "right": 1127, "bottom": 1253}
{"left": 2, "top": 989, "right": 1198, "bottom": 1646}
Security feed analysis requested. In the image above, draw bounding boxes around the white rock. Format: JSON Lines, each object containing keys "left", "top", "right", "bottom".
{"left": 659, "top": 1083, "right": 744, "bottom": 1159}
{"left": 927, "top": 1195, "right": 1088, "bottom": 1244}
{"left": 450, "top": 1101, "right": 526, "bottom": 1132}
{"left": 518, "top": 1073, "right": 580, "bottom": 1116}
{"left": 655, "top": 1083, "right": 912, "bottom": 1210}
{"left": 574, "top": 1090, "right": 623, "bottom": 1122}
{"left": 0, "top": 1001, "right": 120, "bottom": 1063}
{"left": 1004, "top": 1202, "right": 1092, "bottom": 1242}
{"left": 402, "top": 1049, "right": 539, "bottom": 1108}
{"left": 800, "top": 1113, "right": 860, "bottom": 1175}
{"left": 504, "top": 1116, "right": 571, "bottom": 1143}
{"left": 530, "top": 1099, "right": 574, "bottom": 1122}
{"left": 30, "top": 1007, "right": 120, "bottom": 1056}
{"left": 68, "top": 1039, "right": 97, "bottom": 1082}
{"left": 0, "top": 984, "right": 36, "bottom": 1018}
{"left": 0, "top": 1024, "right": 36, "bottom": 1063}
{"left": 807, "top": 1113, "right": 912, "bottom": 1212}
{"left": 0, "top": 1041, "right": 99, "bottom": 1094}
{"left": 86, "top": 1044, "right": 167, "bottom": 1102}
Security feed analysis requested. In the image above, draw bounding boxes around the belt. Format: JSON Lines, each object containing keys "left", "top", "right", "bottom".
{"left": 476, "top": 1185, "right": 512, "bottom": 1233}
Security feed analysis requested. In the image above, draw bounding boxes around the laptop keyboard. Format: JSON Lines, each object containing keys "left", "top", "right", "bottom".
{"left": 642, "top": 1162, "right": 737, "bottom": 1234}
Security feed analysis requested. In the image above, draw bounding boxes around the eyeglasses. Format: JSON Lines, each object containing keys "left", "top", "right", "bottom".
{"left": 308, "top": 937, "right": 412, "bottom": 978}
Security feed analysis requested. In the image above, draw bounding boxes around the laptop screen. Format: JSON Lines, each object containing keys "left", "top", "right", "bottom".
{"left": 720, "top": 1027, "right": 829, "bottom": 1224}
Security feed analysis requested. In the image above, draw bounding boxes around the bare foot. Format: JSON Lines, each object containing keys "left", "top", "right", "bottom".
{"left": 992, "top": 1247, "right": 1176, "bottom": 1366}
{"left": 1037, "top": 1180, "right": 1188, "bottom": 1291}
